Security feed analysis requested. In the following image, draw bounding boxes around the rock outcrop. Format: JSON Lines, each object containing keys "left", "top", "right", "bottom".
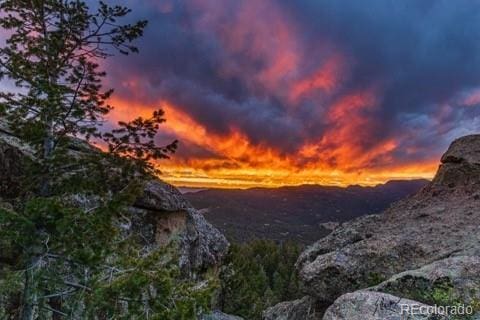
{"left": 266, "top": 134, "right": 480, "bottom": 319}
{"left": 0, "top": 125, "right": 33, "bottom": 199}
{"left": 323, "top": 291, "right": 449, "bottom": 320}
{"left": 322, "top": 256, "right": 480, "bottom": 320}
{"left": 201, "top": 310, "right": 244, "bottom": 320}
{"left": 373, "top": 256, "right": 480, "bottom": 307}
{"left": 128, "top": 180, "right": 229, "bottom": 275}
{"left": 0, "top": 126, "right": 229, "bottom": 276}
{"left": 263, "top": 296, "right": 325, "bottom": 320}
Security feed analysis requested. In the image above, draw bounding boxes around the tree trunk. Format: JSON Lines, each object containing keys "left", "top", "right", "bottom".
{"left": 49, "top": 296, "right": 63, "bottom": 320}
{"left": 40, "top": 126, "right": 55, "bottom": 196}
{"left": 21, "top": 256, "right": 39, "bottom": 320}
{"left": 43, "top": 131, "right": 54, "bottom": 159}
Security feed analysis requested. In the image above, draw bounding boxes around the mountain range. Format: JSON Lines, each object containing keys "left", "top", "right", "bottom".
{"left": 185, "top": 179, "right": 429, "bottom": 243}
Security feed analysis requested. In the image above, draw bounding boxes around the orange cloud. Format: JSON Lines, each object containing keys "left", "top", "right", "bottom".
{"left": 101, "top": 1, "right": 440, "bottom": 189}
{"left": 107, "top": 95, "right": 437, "bottom": 189}
{"left": 296, "top": 88, "right": 393, "bottom": 171}
{"left": 290, "top": 55, "right": 344, "bottom": 102}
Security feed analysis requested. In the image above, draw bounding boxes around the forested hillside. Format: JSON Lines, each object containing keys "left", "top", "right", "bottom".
{"left": 186, "top": 180, "right": 428, "bottom": 243}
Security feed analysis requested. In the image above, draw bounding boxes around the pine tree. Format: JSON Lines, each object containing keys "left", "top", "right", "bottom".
{"left": 219, "top": 240, "right": 302, "bottom": 319}
{"left": 0, "top": 0, "right": 177, "bottom": 179}
{"left": 0, "top": 1, "right": 212, "bottom": 319}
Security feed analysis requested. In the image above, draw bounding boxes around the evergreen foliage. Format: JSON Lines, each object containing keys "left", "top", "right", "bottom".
{"left": 0, "top": 1, "right": 212, "bottom": 319}
{"left": 218, "top": 240, "right": 302, "bottom": 319}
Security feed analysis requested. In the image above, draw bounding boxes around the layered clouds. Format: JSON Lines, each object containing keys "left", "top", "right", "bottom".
{"left": 104, "top": 0, "right": 480, "bottom": 187}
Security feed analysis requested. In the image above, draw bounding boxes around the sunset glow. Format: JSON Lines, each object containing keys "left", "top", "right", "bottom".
{"left": 101, "top": 0, "right": 480, "bottom": 188}
{"left": 109, "top": 97, "right": 438, "bottom": 188}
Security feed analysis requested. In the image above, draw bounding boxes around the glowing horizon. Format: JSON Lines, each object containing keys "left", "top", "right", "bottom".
{"left": 102, "top": 0, "right": 479, "bottom": 189}
{"left": 108, "top": 97, "right": 439, "bottom": 189}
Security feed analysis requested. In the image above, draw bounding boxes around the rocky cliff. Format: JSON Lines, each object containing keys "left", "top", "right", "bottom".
{"left": 265, "top": 134, "right": 480, "bottom": 320}
{"left": 130, "top": 180, "right": 229, "bottom": 276}
{"left": 0, "top": 125, "right": 229, "bottom": 277}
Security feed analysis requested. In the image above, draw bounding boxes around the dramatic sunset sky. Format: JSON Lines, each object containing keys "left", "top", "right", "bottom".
{"left": 106, "top": 0, "right": 479, "bottom": 188}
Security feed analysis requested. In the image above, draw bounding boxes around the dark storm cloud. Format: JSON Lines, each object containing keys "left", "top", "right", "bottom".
{"left": 283, "top": 0, "right": 480, "bottom": 149}
{"left": 104, "top": 0, "right": 480, "bottom": 165}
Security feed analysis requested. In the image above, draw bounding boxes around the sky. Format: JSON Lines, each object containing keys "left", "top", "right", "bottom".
{"left": 6, "top": 0, "right": 480, "bottom": 188}
{"left": 103, "top": 0, "right": 480, "bottom": 188}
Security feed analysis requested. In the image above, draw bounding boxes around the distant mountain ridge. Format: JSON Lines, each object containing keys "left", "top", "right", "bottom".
{"left": 185, "top": 179, "right": 429, "bottom": 243}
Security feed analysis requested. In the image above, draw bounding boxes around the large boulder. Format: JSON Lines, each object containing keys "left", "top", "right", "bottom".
{"left": 127, "top": 179, "right": 229, "bottom": 275}
{"left": 135, "top": 180, "right": 191, "bottom": 212}
{"left": 323, "top": 257, "right": 480, "bottom": 320}
{"left": 201, "top": 310, "right": 244, "bottom": 320}
{"left": 428, "top": 134, "right": 480, "bottom": 192}
{"left": 323, "top": 291, "right": 450, "bottom": 320}
{"left": 263, "top": 296, "right": 325, "bottom": 320}
{"left": 373, "top": 256, "right": 480, "bottom": 308}
{"left": 439, "top": 134, "right": 480, "bottom": 166}
{"left": 128, "top": 181, "right": 229, "bottom": 276}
